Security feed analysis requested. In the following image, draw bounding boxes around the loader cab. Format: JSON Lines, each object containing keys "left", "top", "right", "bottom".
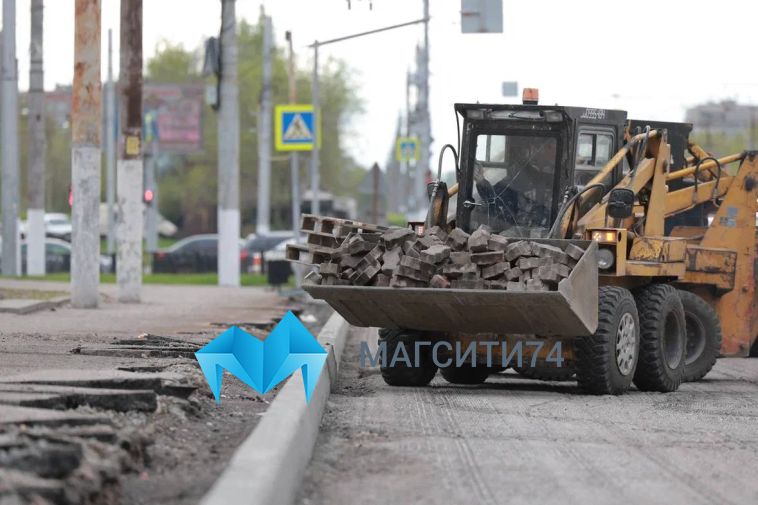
{"left": 454, "top": 102, "right": 626, "bottom": 237}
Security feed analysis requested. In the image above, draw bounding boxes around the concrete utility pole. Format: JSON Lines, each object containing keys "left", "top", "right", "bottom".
{"left": 256, "top": 9, "right": 272, "bottom": 235}
{"left": 310, "top": 42, "right": 320, "bottom": 216}
{"left": 371, "top": 162, "right": 380, "bottom": 224}
{"left": 386, "top": 116, "right": 401, "bottom": 214}
{"left": 144, "top": 139, "right": 158, "bottom": 252}
{"left": 1, "top": 0, "right": 20, "bottom": 277}
{"left": 116, "top": 0, "right": 143, "bottom": 303}
{"left": 71, "top": 0, "right": 101, "bottom": 308}
{"left": 218, "top": 0, "right": 240, "bottom": 286}
{"left": 286, "top": 31, "right": 300, "bottom": 235}
{"left": 404, "top": 68, "right": 413, "bottom": 212}
{"left": 286, "top": 30, "right": 302, "bottom": 289}
{"left": 416, "top": 0, "right": 431, "bottom": 213}
{"left": 105, "top": 28, "right": 116, "bottom": 256}
{"left": 27, "top": 0, "right": 45, "bottom": 276}
{"left": 144, "top": 111, "right": 158, "bottom": 253}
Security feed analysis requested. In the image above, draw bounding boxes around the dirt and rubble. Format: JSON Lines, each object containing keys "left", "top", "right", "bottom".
{"left": 0, "top": 358, "right": 278, "bottom": 505}
{"left": 288, "top": 215, "right": 585, "bottom": 292}
{"left": 0, "top": 281, "right": 332, "bottom": 505}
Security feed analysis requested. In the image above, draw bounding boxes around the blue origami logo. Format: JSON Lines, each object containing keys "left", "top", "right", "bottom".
{"left": 195, "top": 311, "right": 327, "bottom": 403}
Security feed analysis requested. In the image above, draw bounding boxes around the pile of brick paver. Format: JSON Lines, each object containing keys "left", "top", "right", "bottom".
{"left": 286, "top": 215, "right": 585, "bottom": 291}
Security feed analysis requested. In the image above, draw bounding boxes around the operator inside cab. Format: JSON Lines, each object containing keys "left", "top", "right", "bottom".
{"left": 470, "top": 133, "right": 558, "bottom": 237}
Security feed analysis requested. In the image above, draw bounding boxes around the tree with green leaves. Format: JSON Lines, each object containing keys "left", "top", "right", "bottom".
{"left": 150, "top": 17, "right": 366, "bottom": 235}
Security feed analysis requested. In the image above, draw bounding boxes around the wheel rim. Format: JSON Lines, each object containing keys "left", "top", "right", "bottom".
{"left": 663, "top": 311, "right": 684, "bottom": 369}
{"left": 616, "top": 312, "right": 636, "bottom": 375}
{"left": 684, "top": 311, "right": 706, "bottom": 366}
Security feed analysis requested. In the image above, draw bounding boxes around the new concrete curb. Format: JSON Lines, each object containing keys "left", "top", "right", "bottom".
{"left": 200, "top": 311, "right": 350, "bottom": 505}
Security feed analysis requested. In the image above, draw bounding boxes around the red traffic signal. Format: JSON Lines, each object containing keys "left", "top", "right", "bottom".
{"left": 143, "top": 189, "right": 154, "bottom": 204}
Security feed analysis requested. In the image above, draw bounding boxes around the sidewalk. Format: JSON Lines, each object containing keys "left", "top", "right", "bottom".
{"left": 0, "top": 278, "right": 285, "bottom": 336}
{"left": 0, "top": 279, "right": 289, "bottom": 376}
{"left": 0, "top": 279, "right": 304, "bottom": 505}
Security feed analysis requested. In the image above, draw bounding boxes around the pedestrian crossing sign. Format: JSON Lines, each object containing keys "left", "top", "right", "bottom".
{"left": 275, "top": 104, "right": 318, "bottom": 151}
{"left": 395, "top": 137, "right": 420, "bottom": 161}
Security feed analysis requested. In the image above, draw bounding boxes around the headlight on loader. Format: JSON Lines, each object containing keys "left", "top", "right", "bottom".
{"left": 592, "top": 230, "right": 618, "bottom": 243}
{"left": 597, "top": 248, "right": 615, "bottom": 270}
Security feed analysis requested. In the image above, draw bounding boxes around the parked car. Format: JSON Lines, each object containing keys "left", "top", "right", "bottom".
{"left": 21, "top": 238, "right": 72, "bottom": 274}
{"left": 244, "top": 231, "right": 296, "bottom": 273}
{"left": 44, "top": 213, "right": 73, "bottom": 241}
{"left": 0, "top": 237, "right": 113, "bottom": 274}
{"left": 152, "top": 234, "right": 248, "bottom": 273}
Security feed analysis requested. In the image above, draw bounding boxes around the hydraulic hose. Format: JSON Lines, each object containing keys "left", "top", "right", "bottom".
{"left": 548, "top": 183, "right": 607, "bottom": 239}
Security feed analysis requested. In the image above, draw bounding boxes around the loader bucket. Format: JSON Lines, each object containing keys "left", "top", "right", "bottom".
{"left": 304, "top": 239, "right": 599, "bottom": 337}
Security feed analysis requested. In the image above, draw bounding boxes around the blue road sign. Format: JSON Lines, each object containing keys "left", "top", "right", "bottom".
{"left": 275, "top": 104, "right": 317, "bottom": 151}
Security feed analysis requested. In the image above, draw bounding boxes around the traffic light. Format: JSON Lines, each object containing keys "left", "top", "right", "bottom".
{"left": 143, "top": 188, "right": 154, "bottom": 205}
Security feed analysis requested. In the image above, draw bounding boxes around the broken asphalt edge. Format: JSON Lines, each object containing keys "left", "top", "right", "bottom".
{"left": 0, "top": 295, "right": 70, "bottom": 315}
{"left": 199, "top": 311, "right": 350, "bottom": 505}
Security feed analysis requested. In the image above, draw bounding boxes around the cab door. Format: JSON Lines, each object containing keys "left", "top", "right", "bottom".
{"left": 573, "top": 128, "right": 616, "bottom": 189}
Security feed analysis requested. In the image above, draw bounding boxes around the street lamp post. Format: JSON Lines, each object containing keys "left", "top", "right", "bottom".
{"left": 309, "top": 15, "right": 429, "bottom": 217}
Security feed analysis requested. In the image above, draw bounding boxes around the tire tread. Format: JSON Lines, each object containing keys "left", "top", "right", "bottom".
{"left": 633, "top": 284, "right": 685, "bottom": 392}
{"left": 678, "top": 290, "right": 722, "bottom": 382}
{"left": 576, "top": 286, "right": 637, "bottom": 395}
{"left": 379, "top": 329, "right": 437, "bottom": 387}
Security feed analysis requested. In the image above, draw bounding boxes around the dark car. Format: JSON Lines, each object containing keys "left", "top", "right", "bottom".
{"left": 152, "top": 234, "right": 248, "bottom": 273}
{"left": 244, "top": 231, "right": 296, "bottom": 273}
{"left": 14, "top": 237, "right": 113, "bottom": 274}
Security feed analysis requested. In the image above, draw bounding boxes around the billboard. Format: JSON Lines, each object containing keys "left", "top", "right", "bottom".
{"left": 143, "top": 84, "right": 204, "bottom": 153}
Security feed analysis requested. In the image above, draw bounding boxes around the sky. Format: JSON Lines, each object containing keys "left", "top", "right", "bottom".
{"left": 3, "top": 0, "right": 758, "bottom": 168}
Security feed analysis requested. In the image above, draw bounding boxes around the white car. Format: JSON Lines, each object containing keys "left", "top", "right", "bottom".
{"left": 44, "top": 213, "right": 73, "bottom": 241}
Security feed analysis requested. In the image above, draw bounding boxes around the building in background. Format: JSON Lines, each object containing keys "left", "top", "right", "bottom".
{"left": 685, "top": 100, "right": 758, "bottom": 153}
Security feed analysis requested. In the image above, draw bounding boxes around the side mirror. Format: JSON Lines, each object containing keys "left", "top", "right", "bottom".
{"left": 607, "top": 188, "right": 634, "bottom": 220}
{"left": 426, "top": 182, "right": 436, "bottom": 200}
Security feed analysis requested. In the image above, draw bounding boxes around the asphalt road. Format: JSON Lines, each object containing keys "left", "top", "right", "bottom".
{"left": 299, "top": 327, "right": 758, "bottom": 505}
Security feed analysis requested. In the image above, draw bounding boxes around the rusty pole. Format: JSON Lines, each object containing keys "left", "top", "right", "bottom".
{"left": 70, "top": 0, "right": 101, "bottom": 308}
{"left": 27, "top": 0, "right": 46, "bottom": 276}
{"left": 1, "top": 0, "right": 20, "bottom": 276}
{"left": 116, "top": 0, "right": 143, "bottom": 302}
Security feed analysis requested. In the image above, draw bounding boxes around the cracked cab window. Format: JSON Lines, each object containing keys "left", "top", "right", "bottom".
{"left": 470, "top": 133, "right": 558, "bottom": 237}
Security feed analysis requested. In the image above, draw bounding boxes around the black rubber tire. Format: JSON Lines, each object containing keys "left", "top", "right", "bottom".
{"left": 439, "top": 364, "right": 490, "bottom": 384}
{"left": 633, "top": 284, "right": 686, "bottom": 392}
{"left": 378, "top": 329, "right": 438, "bottom": 387}
{"left": 678, "top": 290, "right": 722, "bottom": 382}
{"left": 576, "top": 286, "right": 640, "bottom": 395}
{"left": 513, "top": 361, "right": 575, "bottom": 381}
